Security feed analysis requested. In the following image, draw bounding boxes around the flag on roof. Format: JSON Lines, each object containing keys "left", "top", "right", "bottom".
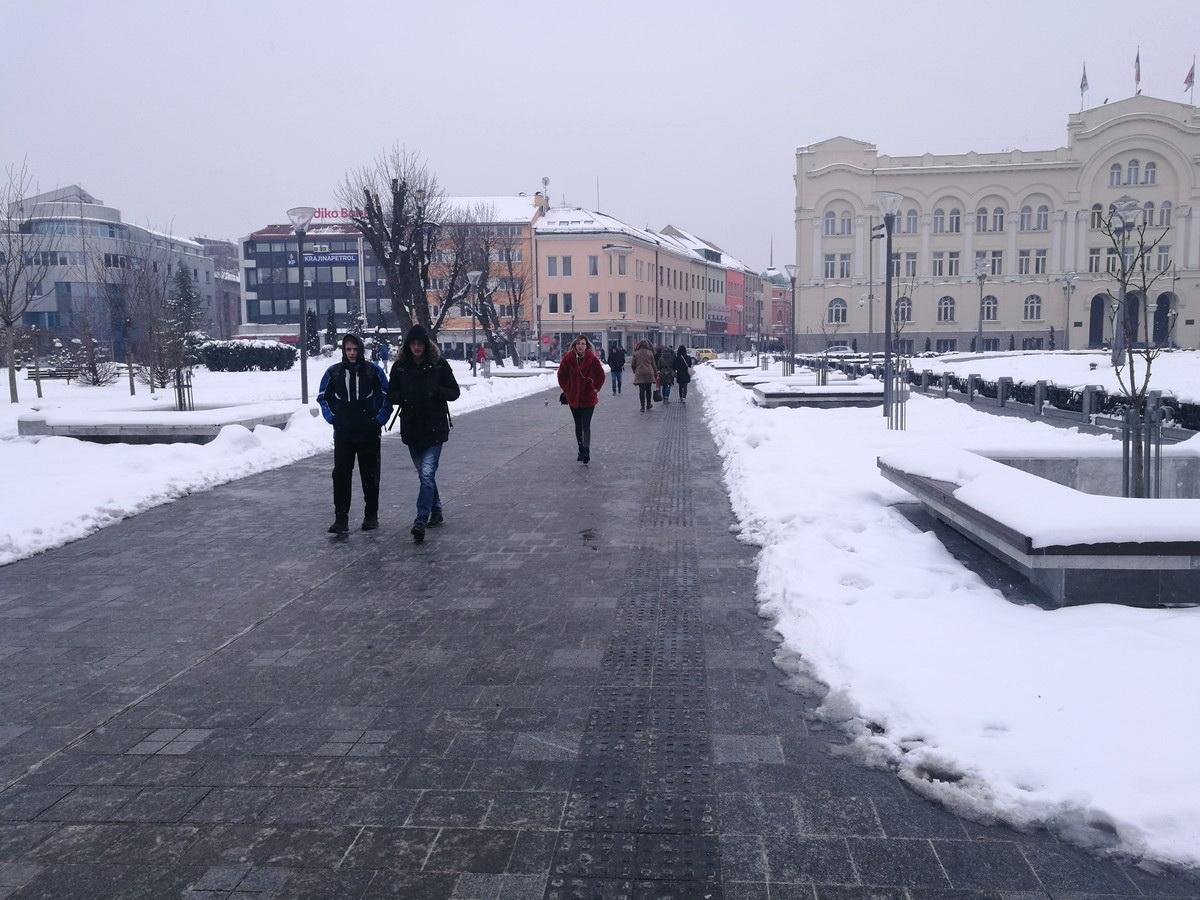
{"left": 1080, "top": 63, "right": 1088, "bottom": 94}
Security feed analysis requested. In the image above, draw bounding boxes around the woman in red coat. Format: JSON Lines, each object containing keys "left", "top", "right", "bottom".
{"left": 557, "top": 334, "right": 606, "bottom": 464}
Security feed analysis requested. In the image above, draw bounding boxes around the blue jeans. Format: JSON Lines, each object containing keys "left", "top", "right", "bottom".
{"left": 408, "top": 443, "right": 443, "bottom": 525}
{"left": 661, "top": 382, "right": 672, "bottom": 400}
{"left": 610, "top": 369, "right": 623, "bottom": 393}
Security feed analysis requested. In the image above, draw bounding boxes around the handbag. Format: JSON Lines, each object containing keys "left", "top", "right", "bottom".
{"left": 559, "top": 391, "right": 568, "bottom": 405}
{"left": 652, "top": 388, "right": 663, "bottom": 402}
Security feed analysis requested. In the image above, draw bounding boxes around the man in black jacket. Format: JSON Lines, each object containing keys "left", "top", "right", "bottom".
{"left": 608, "top": 344, "right": 626, "bottom": 395}
{"left": 317, "top": 333, "right": 392, "bottom": 534}
{"left": 388, "top": 324, "right": 461, "bottom": 542}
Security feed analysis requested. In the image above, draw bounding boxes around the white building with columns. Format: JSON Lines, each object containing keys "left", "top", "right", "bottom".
{"left": 793, "top": 95, "right": 1200, "bottom": 353}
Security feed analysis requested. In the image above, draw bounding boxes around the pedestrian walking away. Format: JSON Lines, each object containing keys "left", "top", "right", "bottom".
{"left": 558, "top": 334, "right": 605, "bottom": 464}
{"left": 632, "top": 340, "right": 657, "bottom": 411}
{"left": 318, "top": 333, "right": 392, "bottom": 535}
{"left": 388, "top": 324, "right": 462, "bottom": 543}
{"left": 608, "top": 344, "right": 626, "bottom": 395}
{"left": 657, "top": 344, "right": 677, "bottom": 403}
{"left": 673, "top": 345, "right": 694, "bottom": 403}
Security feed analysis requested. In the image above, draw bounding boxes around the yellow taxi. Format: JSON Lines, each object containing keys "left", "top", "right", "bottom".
{"left": 694, "top": 348, "right": 717, "bottom": 362}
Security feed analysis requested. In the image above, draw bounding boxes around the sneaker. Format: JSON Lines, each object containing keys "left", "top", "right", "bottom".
{"left": 361, "top": 516, "right": 379, "bottom": 531}
{"left": 428, "top": 511, "right": 444, "bottom": 528}
{"left": 411, "top": 524, "right": 426, "bottom": 543}
{"left": 328, "top": 518, "right": 349, "bottom": 535}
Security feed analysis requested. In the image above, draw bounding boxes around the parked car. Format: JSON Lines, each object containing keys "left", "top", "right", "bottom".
{"left": 694, "top": 348, "right": 717, "bottom": 362}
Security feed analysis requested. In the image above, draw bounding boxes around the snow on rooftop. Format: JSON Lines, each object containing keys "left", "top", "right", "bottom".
{"left": 535, "top": 206, "right": 662, "bottom": 245}
{"left": 443, "top": 195, "right": 540, "bottom": 224}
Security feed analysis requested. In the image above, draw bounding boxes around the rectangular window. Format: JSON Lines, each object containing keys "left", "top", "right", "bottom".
{"left": 904, "top": 252, "right": 917, "bottom": 277}
{"left": 1088, "top": 247, "right": 1102, "bottom": 273}
{"left": 1018, "top": 249, "right": 1031, "bottom": 275}
{"left": 1022, "top": 337, "right": 1044, "bottom": 350}
{"left": 935, "top": 339, "right": 958, "bottom": 353}
{"left": 563, "top": 292, "right": 573, "bottom": 313}
{"left": 982, "top": 338, "right": 1001, "bottom": 351}
{"left": 548, "top": 293, "right": 558, "bottom": 313}
{"left": 990, "top": 250, "right": 1003, "bottom": 276}
{"left": 1034, "top": 249, "right": 1047, "bottom": 275}
{"left": 1106, "top": 247, "right": 1119, "bottom": 273}
{"left": 588, "top": 255, "right": 598, "bottom": 276}
{"left": 947, "top": 251, "right": 960, "bottom": 277}
{"left": 888, "top": 253, "right": 900, "bottom": 278}
{"left": 588, "top": 292, "right": 599, "bottom": 313}
{"left": 1157, "top": 245, "right": 1171, "bottom": 271}
{"left": 618, "top": 291, "right": 627, "bottom": 312}
{"left": 932, "top": 252, "right": 945, "bottom": 277}
{"left": 548, "top": 256, "right": 557, "bottom": 276}
{"left": 838, "top": 254, "right": 851, "bottom": 278}
{"left": 897, "top": 339, "right": 914, "bottom": 355}
{"left": 823, "top": 254, "right": 836, "bottom": 278}
{"left": 618, "top": 255, "right": 626, "bottom": 275}
{"left": 562, "top": 256, "right": 572, "bottom": 276}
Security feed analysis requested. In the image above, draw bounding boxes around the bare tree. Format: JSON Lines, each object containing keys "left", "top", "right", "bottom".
{"left": 0, "top": 161, "right": 60, "bottom": 402}
{"left": 1100, "top": 198, "right": 1173, "bottom": 495}
{"left": 339, "top": 146, "right": 445, "bottom": 336}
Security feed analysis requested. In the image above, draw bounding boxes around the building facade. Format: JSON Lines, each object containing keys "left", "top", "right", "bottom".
{"left": 794, "top": 96, "right": 1200, "bottom": 353}
{"left": 13, "top": 186, "right": 216, "bottom": 345}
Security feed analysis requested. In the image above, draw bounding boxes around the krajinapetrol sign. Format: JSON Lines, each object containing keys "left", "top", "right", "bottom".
{"left": 286, "top": 251, "right": 359, "bottom": 266}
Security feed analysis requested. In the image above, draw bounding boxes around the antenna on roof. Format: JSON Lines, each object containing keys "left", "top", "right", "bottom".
{"left": 769, "top": 234, "right": 774, "bottom": 268}
{"left": 596, "top": 176, "right": 600, "bottom": 211}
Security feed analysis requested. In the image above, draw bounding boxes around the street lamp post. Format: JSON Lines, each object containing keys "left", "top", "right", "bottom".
{"left": 287, "top": 206, "right": 317, "bottom": 404}
{"left": 1108, "top": 196, "right": 1142, "bottom": 367}
{"left": 784, "top": 264, "right": 797, "bottom": 375}
{"left": 974, "top": 256, "right": 989, "bottom": 353}
{"left": 466, "top": 270, "right": 482, "bottom": 375}
{"left": 1059, "top": 271, "right": 1078, "bottom": 352}
{"left": 536, "top": 300, "right": 544, "bottom": 368}
{"left": 873, "top": 191, "right": 904, "bottom": 418}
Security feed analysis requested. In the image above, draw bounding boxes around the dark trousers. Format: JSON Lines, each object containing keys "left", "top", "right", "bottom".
{"left": 678, "top": 380, "right": 689, "bottom": 400}
{"left": 333, "top": 436, "right": 381, "bottom": 518}
{"left": 638, "top": 383, "right": 653, "bottom": 408}
{"left": 570, "top": 406, "right": 595, "bottom": 449}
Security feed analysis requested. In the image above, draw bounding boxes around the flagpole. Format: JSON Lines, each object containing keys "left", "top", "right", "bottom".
{"left": 1192, "top": 55, "right": 1196, "bottom": 106}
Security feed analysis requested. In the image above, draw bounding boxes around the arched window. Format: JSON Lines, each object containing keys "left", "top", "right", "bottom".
{"left": 840, "top": 213, "right": 853, "bottom": 235}
{"left": 1143, "top": 201, "right": 1155, "bottom": 225}
{"left": 1090, "top": 203, "right": 1104, "bottom": 229}
{"left": 827, "top": 297, "right": 847, "bottom": 324}
{"left": 982, "top": 295, "right": 998, "bottom": 321}
{"left": 1127, "top": 159, "right": 1139, "bottom": 185}
{"left": 1110, "top": 163, "right": 1123, "bottom": 187}
{"left": 1144, "top": 162, "right": 1157, "bottom": 185}
{"left": 896, "top": 296, "right": 912, "bottom": 322}
{"left": 976, "top": 207, "right": 989, "bottom": 232}
{"left": 905, "top": 209, "right": 918, "bottom": 234}
{"left": 1160, "top": 201, "right": 1172, "bottom": 227}
{"left": 1036, "top": 205, "right": 1049, "bottom": 230}
{"left": 937, "top": 296, "right": 955, "bottom": 322}
{"left": 823, "top": 211, "right": 836, "bottom": 236}
{"left": 1019, "top": 206, "right": 1032, "bottom": 231}
{"left": 993, "top": 207, "right": 1005, "bottom": 232}
{"left": 1024, "top": 294, "right": 1042, "bottom": 321}
{"left": 932, "top": 209, "right": 945, "bottom": 233}
{"left": 948, "top": 208, "right": 961, "bottom": 233}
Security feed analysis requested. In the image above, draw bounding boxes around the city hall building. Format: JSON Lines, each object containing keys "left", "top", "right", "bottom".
{"left": 793, "top": 95, "right": 1200, "bottom": 353}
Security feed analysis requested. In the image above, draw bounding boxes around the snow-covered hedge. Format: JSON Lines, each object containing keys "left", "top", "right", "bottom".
{"left": 200, "top": 340, "right": 297, "bottom": 372}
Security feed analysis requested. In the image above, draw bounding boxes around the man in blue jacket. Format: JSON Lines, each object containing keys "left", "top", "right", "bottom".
{"left": 317, "top": 333, "right": 391, "bottom": 534}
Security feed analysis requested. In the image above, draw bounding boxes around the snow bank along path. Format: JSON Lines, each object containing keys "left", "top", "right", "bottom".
{"left": 696, "top": 365, "right": 1200, "bottom": 871}
{"left": 0, "top": 364, "right": 555, "bottom": 566}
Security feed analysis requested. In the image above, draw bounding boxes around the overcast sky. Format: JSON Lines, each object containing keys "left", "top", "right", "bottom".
{"left": 4, "top": 0, "right": 1197, "bottom": 271}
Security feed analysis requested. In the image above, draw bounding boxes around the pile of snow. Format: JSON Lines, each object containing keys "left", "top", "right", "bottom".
{"left": 922, "top": 350, "right": 1200, "bottom": 404}
{"left": 696, "top": 365, "right": 1200, "bottom": 871}
{"left": 0, "top": 363, "right": 553, "bottom": 565}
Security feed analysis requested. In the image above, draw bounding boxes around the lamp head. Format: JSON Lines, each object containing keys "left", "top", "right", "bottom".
{"left": 467, "top": 270, "right": 482, "bottom": 287}
{"left": 1111, "top": 195, "right": 1140, "bottom": 227}
{"left": 286, "top": 206, "right": 316, "bottom": 233}
{"left": 784, "top": 264, "right": 797, "bottom": 281}
{"left": 414, "top": 188, "right": 426, "bottom": 205}
{"left": 974, "top": 257, "right": 989, "bottom": 279}
{"left": 873, "top": 191, "right": 904, "bottom": 218}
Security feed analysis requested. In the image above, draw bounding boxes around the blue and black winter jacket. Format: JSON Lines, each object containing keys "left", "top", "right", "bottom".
{"left": 317, "top": 336, "right": 392, "bottom": 442}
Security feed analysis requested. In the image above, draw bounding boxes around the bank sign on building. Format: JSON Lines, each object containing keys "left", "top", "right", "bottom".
{"left": 793, "top": 95, "right": 1200, "bottom": 353}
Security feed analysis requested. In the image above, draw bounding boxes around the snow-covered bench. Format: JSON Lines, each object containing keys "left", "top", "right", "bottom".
{"left": 878, "top": 447, "right": 1200, "bottom": 608}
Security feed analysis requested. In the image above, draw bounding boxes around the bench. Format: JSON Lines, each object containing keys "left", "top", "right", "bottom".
{"left": 26, "top": 367, "right": 80, "bottom": 382}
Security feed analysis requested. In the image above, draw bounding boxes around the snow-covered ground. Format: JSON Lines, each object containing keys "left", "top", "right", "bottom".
{"left": 696, "top": 365, "right": 1200, "bottom": 871}
{"left": 921, "top": 349, "right": 1200, "bottom": 403}
{"left": 0, "top": 362, "right": 554, "bottom": 565}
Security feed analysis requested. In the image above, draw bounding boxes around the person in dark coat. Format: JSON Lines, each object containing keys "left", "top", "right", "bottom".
{"left": 656, "top": 345, "right": 677, "bottom": 403}
{"left": 557, "top": 334, "right": 606, "bottom": 464}
{"left": 387, "top": 325, "right": 461, "bottom": 542}
{"left": 631, "top": 340, "right": 657, "bottom": 411}
{"left": 317, "top": 333, "right": 392, "bottom": 534}
{"left": 672, "top": 345, "right": 694, "bottom": 403}
{"left": 608, "top": 344, "right": 626, "bottom": 395}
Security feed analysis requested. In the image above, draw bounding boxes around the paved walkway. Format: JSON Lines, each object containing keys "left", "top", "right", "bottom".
{"left": 1, "top": 386, "right": 1196, "bottom": 899}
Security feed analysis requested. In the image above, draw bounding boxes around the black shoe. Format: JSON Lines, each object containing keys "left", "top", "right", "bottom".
{"left": 577, "top": 447, "right": 585, "bottom": 462}
{"left": 582, "top": 449, "right": 590, "bottom": 465}
{"left": 411, "top": 524, "right": 425, "bottom": 543}
{"left": 328, "top": 517, "right": 349, "bottom": 535}
{"left": 427, "top": 512, "right": 444, "bottom": 528}
{"left": 361, "top": 516, "right": 379, "bottom": 531}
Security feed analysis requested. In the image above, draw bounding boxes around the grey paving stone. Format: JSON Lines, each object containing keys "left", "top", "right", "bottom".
{"left": 846, "top": 838, "right": 952, "bottom": 888}
{"left": 424, "top": 828, "right": 520, "bottom": 874}
{"left": 930, "top": 839, "right": 1042, "bottom": 891}
{"left": 763, "top": 835, "right": 859, "bottom": 884}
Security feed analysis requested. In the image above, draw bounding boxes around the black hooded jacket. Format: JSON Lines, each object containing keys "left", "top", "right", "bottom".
{"left": 387, "top": 325, "right": 461, "bottom": 447}
{"left": 317, "top": 334, "right": 392, "bottom": 441}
